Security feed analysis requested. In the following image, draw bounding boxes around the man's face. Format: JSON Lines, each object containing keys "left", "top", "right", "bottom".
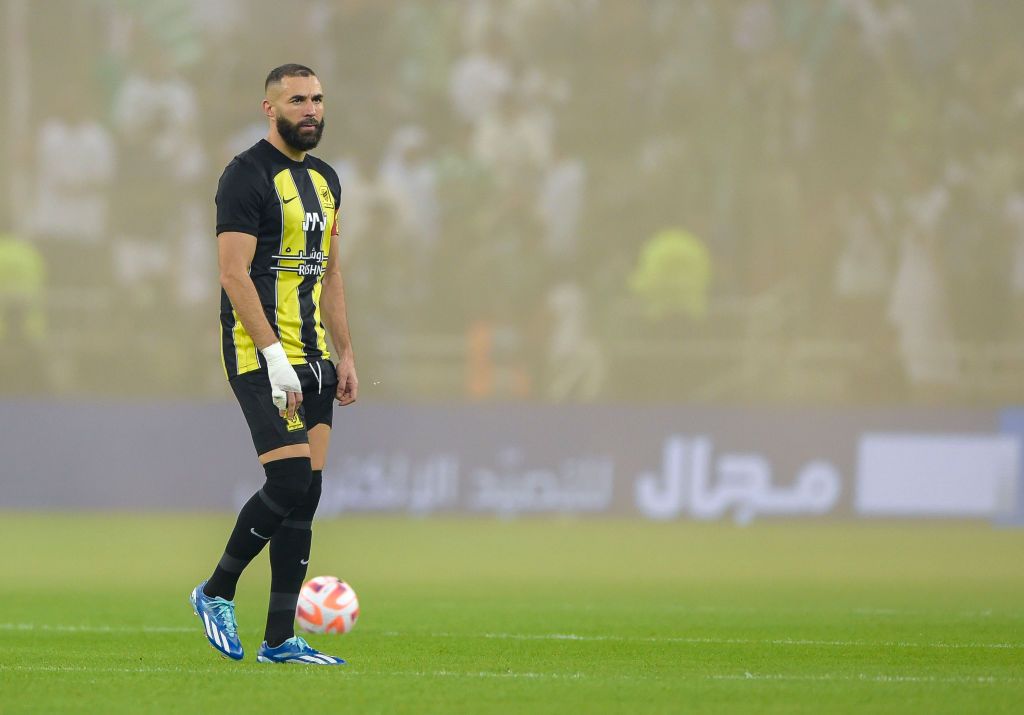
{"left": 266, "top": 75, "right": 325, "bottom": 151}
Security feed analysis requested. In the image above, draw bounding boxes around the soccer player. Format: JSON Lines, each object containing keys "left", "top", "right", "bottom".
{"left": 189, "top": 64, "right": 357, "bottom": 665}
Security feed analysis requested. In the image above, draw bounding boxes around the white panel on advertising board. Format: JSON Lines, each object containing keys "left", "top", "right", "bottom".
{"left": 855, "top": 434, "right": 1020, "bottom": 516}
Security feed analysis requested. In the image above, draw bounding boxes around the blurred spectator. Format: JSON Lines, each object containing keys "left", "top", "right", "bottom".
{"left": 449, "top": 29, "right": 513, "bottom": 126}
{"left": 544, "top": 282, "right": 606, "bottom": 402}
{"left": 535, "top": 137, "right": 585, "bottom": 271}
{"left": 379, "top": 125, "right": 441, "bottom": 253}
{"left": 28, "top": 72, "right": 115, "bottom": 395}
{"left": 31, "top": 86, "right": 115, "bottom": 246}
{"left": 1004, "top": 189, "right": 1024, "bottom": 335}
{"left": 888, "top": 182, "right": 959, "bottom": 389}
{"left": 110, "top": 43, "right": 206, "bottom": 302}
{"left": 629, "top": 228, "right": 713, "bottom": 322}
{"left": 841, "top": 0, "right": 912, "bottom": 59}
{"left": 472, "top": 88, "right": 551, "bottom": 190}
{"left": 0, "top": 232, "right": 47, "bottom": 392}
{"left": 834, "top": 191, "right": 891, "bottom": 304}
{"left": 111, "top": 48, "right": 204, "bottom": 185}
{"left": 733, "top": 0, "right": 778, "bottom": 55}
{"left": 333, "top": 154, "right": 386, "bottom": 261}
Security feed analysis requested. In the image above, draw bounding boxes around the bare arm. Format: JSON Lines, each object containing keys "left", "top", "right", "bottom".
{"left": 321, "top": 235, "right": 358, "bottom": 405}
{"left": 219, "top": 231, "right": 302, "bottom": 416}
{"left": 218, "top": 232, "right": 277, "bottom": 349}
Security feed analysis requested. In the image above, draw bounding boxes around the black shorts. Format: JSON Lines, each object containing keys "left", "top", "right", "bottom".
{"left": 230, "top": 358, "right": 338, "bottom": 456}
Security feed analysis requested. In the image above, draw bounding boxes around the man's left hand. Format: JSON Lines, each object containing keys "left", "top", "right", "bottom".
{"left": 335, "top": 354, "right": 358, "bottom": 406}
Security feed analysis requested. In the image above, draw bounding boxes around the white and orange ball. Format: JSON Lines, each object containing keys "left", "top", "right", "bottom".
{"left": 295, "top": 576, "right": 360, "bottom": 634}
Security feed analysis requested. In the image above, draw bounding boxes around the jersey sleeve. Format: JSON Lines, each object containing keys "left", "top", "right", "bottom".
{"left": 215, "top": 158, "right": 265, "bottom": 236}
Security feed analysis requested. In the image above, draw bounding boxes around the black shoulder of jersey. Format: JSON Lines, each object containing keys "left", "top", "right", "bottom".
{"left": 220, "top": 143, "right": 271, "bottom": 183}
{"left": 242, "top": 140, "right": 280, "bottom": 171}
{"left": 215, "top": 143, "right": 278, "bottom": 236}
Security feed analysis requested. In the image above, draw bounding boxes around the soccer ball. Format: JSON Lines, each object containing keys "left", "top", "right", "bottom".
{"left": 295, "top": 576, "right": 360, "bottom": 634}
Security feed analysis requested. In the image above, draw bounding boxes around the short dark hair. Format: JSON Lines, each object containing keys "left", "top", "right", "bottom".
{"left": 265, "top": 64, "right": 317, "bottom": 90}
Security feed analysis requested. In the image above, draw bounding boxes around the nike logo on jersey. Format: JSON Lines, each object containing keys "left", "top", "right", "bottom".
{"left": 282, "top": 195, "right": 298, "bottom": 204}
{"left": 250, "top": 528, "right": 271, "bottom": 540}
{"left": 300, "top": 559, "right": 309, "bottom": 565}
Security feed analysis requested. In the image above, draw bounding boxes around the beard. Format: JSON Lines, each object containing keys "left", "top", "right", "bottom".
{"left": 276, "top": 115, "right": 325, "bottom": 152}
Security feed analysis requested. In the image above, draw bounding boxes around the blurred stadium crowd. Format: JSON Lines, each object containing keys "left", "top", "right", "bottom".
{"left": 2, "top": 0, "right": 1023, "bottom": 404}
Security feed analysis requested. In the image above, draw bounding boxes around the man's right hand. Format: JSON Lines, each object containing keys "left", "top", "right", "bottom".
{"left": 261, "top": 342, "right": 302, "bottom": 418}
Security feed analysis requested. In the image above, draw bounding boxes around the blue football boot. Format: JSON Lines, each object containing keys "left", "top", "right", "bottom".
{"left": 256, "top": 636, "right": 346, "bottom": 665}
{"left": 189, "top": 581, "right": 244, "bottom": 660}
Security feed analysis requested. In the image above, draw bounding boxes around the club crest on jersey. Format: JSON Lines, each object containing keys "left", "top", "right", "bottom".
{"left": 319, "top": 186, "right": 335, "bottom": 209}
{"left": 303, "top": 212, "right": 326, "bottom": 232}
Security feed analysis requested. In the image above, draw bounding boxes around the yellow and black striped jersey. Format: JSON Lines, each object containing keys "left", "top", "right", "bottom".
{"left": 215, "top": 139, "right": 341, "bottom": 378}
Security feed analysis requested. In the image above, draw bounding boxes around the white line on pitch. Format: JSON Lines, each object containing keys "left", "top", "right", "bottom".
{"left": 0, "top": 666, "right": 585, "bottom": 680}
{"left": 710, "top": 673, "right": 1023, "bottom": 685}
{"left": 5, "top": 623, "right": 1022, "bottom": 651}
{"left": 415, "top": 603, "right": 1023, "bottom": 619}
{"left": 0, "top": 666, "right": 199, "bottom": 674}
{"left": 1, "top": 665, "right": 1019, "bottom": 686}
{"left": 0, "top": 623, "right": 193, "bottom": 633}
{"left": 0, "top": 665, "right": 587, "bottom": 680}
{"left": 0, "top": 665, "right": 348, "bottom": 675}
{"left": 380, "top": 631, "right": 1024, "bottom": 650}
{"left": 399, "top": 670, "right": 585, "bottom": 681}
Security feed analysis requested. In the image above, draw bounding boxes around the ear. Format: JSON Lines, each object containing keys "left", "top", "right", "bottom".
{"left": 262, "top": 98, "right": 274, "bottom": 119}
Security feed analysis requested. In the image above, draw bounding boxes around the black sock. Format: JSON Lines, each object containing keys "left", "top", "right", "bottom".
{"left": 264, "top": 527, "right": 312, "bottom": 646}
{"left": 264, "top": 469, "right": 322, "bottom": 647}
{"left": 204, "top": 458, "right": 313, "bottom": 601}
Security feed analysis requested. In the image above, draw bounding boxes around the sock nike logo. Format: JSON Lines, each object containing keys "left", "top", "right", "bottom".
{"left": 250, "top": 528, "right": 271, "bottom": 540}
{"left": 300, "top": 559, "right": 309, "bottom": 565}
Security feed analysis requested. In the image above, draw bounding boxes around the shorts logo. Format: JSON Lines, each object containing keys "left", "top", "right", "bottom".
{"left": 284, "top": 412, "right": 305, "bottom": 432}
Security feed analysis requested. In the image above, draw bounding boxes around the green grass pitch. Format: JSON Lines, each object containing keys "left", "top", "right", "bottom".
{"left": 1, "top": 515, "right": 1022, "bottom": 713}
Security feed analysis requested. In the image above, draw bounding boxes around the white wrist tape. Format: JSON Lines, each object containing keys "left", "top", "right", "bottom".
{"left": 261, "top": 342, "right": 288, "bottom": 364}
{"left": 261, "top": 343, "right": 301, "bottom": 410}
